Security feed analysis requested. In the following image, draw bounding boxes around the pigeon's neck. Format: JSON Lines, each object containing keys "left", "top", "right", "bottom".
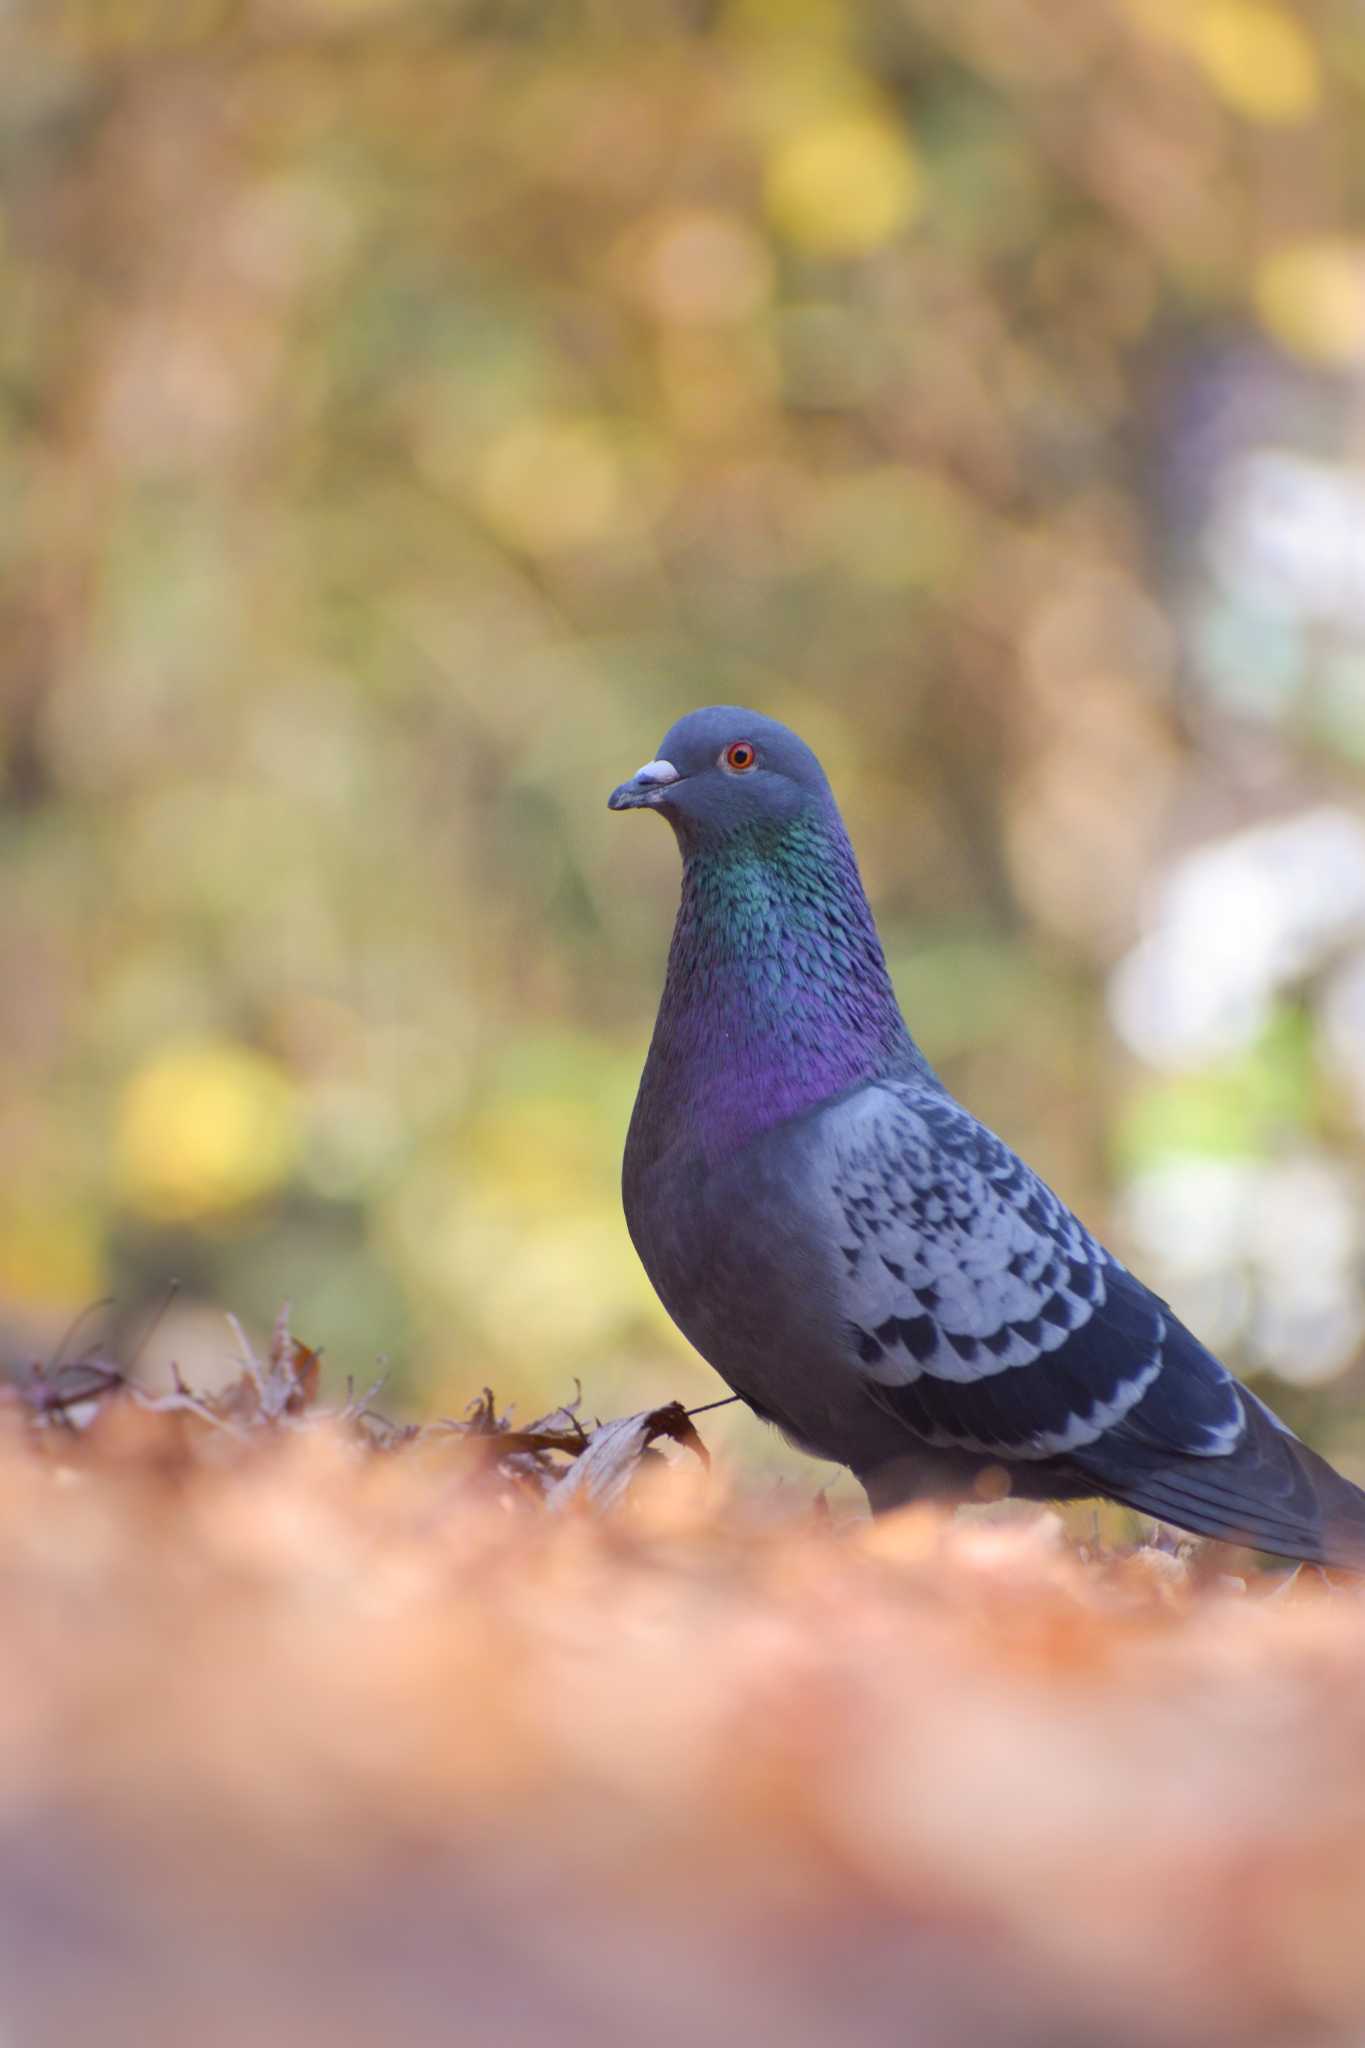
{"left": 631, "top": 802, "right": 924, "bottom": 1165}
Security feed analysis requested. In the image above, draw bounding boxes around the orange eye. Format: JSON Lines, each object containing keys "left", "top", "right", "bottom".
{"left": 722, "top": 741, "right": 757, "bottom": 773}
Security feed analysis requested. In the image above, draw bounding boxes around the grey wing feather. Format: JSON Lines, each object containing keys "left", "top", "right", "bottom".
{"left": 819, "top": 1082, "right": 1246, "bottom": 1465}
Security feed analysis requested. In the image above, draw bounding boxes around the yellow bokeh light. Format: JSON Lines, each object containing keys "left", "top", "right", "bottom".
{"left": 1187, "top": 1, "right": 1320, "bottom": 124}
{"left": 765, "top": 113, "right": 921, "bottom": 258}
{"left": 1255, "top": 240, "right": 1365, "bottom": 365}
{"left": 475, "top": 417, "right": 625, "bottom": 556}
{"left": 0, "top": 1205, "right": 104, "bottom": 1313}
{"left": 115, "top": 1040, "right": 299, "bottom": 1223}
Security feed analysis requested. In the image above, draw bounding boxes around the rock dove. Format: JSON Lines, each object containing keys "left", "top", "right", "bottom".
{"left": 610, "top": 706, "right": 1365, "bottom": 1567}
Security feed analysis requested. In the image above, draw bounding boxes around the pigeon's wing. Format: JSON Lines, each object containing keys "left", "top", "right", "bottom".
{"left": 822, "top": 1082, "right": 1240, "bottom": 1462}
{"left": 820, "top": 1081, "right": 1365, "bottom": 1563}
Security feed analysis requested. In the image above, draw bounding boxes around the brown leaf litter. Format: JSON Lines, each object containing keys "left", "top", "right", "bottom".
{"left": 1, "top": 1309, "right": 1364, "bottom": 2048}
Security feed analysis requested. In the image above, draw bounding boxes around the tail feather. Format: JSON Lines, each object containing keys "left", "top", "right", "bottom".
{"left": 1084, "top": 1392, "right": 1365, "bottom": 1570}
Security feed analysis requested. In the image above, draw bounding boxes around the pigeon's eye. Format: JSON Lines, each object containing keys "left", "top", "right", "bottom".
{"left": 721, "top": 741, "right": 758, "bottom": 774}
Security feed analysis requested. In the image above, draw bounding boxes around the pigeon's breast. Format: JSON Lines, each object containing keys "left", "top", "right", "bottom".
{"left": 623, "top": 1107, "right": 892, "bottom": 1466}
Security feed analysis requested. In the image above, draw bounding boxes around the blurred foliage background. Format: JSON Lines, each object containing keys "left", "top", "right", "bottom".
{"left": 2, "top": 0, "right": 1365, "bottom": 1483}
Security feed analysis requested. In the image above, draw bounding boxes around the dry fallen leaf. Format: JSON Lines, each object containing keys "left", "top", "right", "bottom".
{"left": 549, "top": 1399, "right": 711, "bottom": 1509}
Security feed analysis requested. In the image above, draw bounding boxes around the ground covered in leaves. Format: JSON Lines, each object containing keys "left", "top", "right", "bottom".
{"left": 5, "top": 1320, "right": 1365, "bottom": 2048}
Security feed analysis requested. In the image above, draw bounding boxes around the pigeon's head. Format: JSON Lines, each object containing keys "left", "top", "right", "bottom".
{"left": 608, "top": 707, "right": 831, "bottom": 846}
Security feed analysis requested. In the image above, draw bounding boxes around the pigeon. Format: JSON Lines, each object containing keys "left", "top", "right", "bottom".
{"left": 609, "top": 705, "right": 1365, "bottom": 1567}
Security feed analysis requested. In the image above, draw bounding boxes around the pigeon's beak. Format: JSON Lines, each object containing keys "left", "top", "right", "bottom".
{"left": 608, "top": 759, "right": 683, "bottom": 811}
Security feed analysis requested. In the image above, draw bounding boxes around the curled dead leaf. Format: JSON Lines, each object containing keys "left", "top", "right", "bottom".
{"left": 549, "top": 1399, "right": 710, "bottom": 1511}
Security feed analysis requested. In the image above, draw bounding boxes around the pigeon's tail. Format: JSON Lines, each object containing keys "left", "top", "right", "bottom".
{"left": 1089, "top": 1389, "right": 1365, "bottom": 1571}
